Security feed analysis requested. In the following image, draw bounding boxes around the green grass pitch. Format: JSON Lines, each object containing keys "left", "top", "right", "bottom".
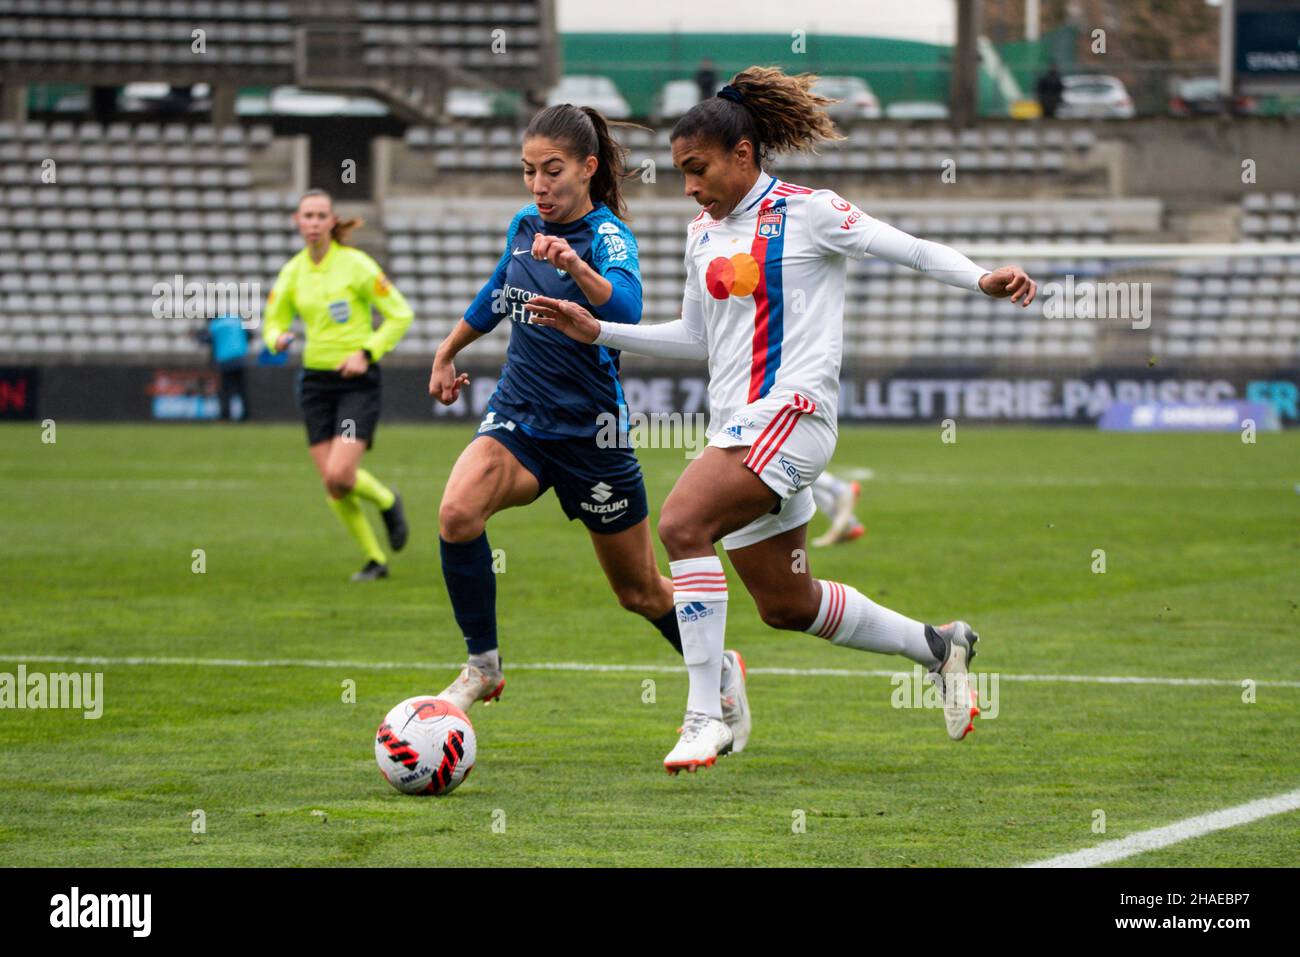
{"left": 0, "top": 421, "right": 1296, "bottom": 866}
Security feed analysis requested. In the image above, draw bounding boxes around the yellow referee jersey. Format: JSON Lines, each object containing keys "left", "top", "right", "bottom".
{"left": 263, "top": 240, "right": 414, "bottom": 371}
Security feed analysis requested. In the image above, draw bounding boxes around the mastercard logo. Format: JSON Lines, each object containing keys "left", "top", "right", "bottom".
{"left": 705, "top": 253, "right": 760, "bottom": 299}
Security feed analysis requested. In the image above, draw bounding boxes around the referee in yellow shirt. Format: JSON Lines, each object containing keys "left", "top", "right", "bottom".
{"left": 263, "top": 189, "right": 414, "bottom": 581}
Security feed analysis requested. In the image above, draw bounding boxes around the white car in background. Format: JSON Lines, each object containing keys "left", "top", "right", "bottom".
{"left": 652, "top": 79, "right": 706, "bottom": 123}
{"left": 446, "top": 88, "right": 495, "bottom": 118}
{"left": 812, "top": 76, "right": 882, "bottom": 120}
{"left": 1057, "top": 74, "right": 1136, "bottom": 119}
{"left": 237, "top": 86, "right": 388, "bottom": 117}
{"left": 885, "top": 100, "right": 950, "bottom": 120}
{"left": 119, "top": 82, "right": 211, "bottom": 114}
{"left": 546, "top": 76, "right": 630, "bottom": 119}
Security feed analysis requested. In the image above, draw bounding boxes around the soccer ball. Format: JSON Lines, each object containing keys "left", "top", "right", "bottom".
{"left": 375, "top": 696, "right": 476, "bottom": 796}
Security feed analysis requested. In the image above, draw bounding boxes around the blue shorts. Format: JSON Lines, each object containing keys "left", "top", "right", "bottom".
{"left": 474, "top": 409, "right": 649, "bottom": 535}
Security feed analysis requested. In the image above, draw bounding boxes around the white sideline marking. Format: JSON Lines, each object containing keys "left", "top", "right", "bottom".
{"left": 1025, "top": 788, "right": 1300, "bottom": 868}
{"left": 0, "top": 654, "right": 1297, "bottom": 688}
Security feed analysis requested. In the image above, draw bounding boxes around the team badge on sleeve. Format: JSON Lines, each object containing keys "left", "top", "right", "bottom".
{"left": 374, "top": 272, "right": 392, "bottom": 297}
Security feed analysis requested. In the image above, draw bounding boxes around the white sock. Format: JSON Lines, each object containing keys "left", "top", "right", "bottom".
{"left": 812, "top": 471, "right": 849, "bottom": 517}
{"left": 671, "top": 556, "right": 728, "bottom": 719}
{"left": 807, "top": 580, "right": 939, "bottom": 666}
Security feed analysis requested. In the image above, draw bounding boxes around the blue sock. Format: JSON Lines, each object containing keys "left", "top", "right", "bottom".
{"left": 652, "top": 609, "right": 683, "bottom": 656}
{"left": 440, "top": 532, "right": 497, "bottom": 655}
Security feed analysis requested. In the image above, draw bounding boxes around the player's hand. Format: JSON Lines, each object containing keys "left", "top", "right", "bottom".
{"left": 275, "top": 332, "right": 294, "bottom": 352}
{"left": 531, "top": 234, "right": 581, "bottom": 272}
{"left": 429, "top": 360, "right": 470, "bottom": 405}
{"left": 337, "top": 350, "right": 369, "bottom": 378}
{"left": 980, "top": 266, "right": 1037, "bottom": 306}
{"left": 524, "top": 296, "right": 601, "bottom": 344}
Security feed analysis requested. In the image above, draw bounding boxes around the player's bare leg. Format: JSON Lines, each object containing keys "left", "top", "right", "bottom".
{"left": 587, "top": 518, "right": 674, "bottom": 621}
{"left": 729, "top": 508, "right": 977, "bottom": 741}
{"left": 660, "top": 447, "right": 979, "bottom": 765}
{"left": 436, "top": 436, "right": 540, "bottom": 711}
{"left": 729, "top": 523, "right": 979, "bottom": 740}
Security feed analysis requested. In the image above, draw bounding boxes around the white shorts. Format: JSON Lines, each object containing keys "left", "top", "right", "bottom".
{"left": 708, "top": 390, "right": 836, "bottom": 551}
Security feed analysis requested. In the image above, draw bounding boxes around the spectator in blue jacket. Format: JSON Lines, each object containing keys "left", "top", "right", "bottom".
{"left": 198, "top": 314, "right": 250, "bottom": 420}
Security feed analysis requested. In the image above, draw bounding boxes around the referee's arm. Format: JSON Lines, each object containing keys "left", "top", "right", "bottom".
{"left": 263, "top": 269, "right": 296, "bottom": 352}
{"left": 360, "top": 268, "right": 414, "bottom": 362}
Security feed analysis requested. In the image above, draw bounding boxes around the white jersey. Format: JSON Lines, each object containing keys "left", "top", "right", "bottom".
{"left": 682, "top": 173, "right": 874, "bottom": 436}
{"left": 682, "top": 172, "right": 993, "bottom": 437}
{"left": 592, "top": 170, "right": 991, "bottom": 438}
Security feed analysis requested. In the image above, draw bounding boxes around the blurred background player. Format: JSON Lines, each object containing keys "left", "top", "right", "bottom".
{"left": 427, "top": 104, "right": 749, "bottom": 744}
{"left": 263, "top": 189, "right": 413, "bottom": 582}
{"left": 528, "top": 66, "right": 1036, "bottom": 772}
{"left": 196, "top": 312, "right": 250, "bottom": 421}
{"left": 810, "top": 470, "right": 865, "bottom": 547}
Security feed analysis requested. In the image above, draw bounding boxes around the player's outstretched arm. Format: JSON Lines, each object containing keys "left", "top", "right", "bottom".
{"left": 858, "top": 217, "right": 1036, "bottom": 306}
{"left": 429, "top": 318, "right": 481, "bottom": 405}
{"left": 526, "top": 296, "right": 708, "bottom": 360}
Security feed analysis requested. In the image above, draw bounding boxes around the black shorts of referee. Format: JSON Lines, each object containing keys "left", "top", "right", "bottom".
{"left": 295, "top": 364, "right": 382, "bottom": 449}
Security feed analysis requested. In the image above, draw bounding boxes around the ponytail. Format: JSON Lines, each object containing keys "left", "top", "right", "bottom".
{"left": 671, "top": 65, "right": 844, "bottom": 167}
{"left": 524, "top": 104, "right": 648, "bottom": 221}
{"left": 298, "top": 188, "right": 363, "bottom": 245}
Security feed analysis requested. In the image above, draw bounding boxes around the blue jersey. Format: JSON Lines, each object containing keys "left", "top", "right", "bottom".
{"left": 464, "top": 202, "right": 641, "bottom": 438}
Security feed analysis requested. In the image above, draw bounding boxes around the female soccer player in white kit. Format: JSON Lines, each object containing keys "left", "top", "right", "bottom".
{"left": 527, "top": 67, "right": 1037, "bottom": 773}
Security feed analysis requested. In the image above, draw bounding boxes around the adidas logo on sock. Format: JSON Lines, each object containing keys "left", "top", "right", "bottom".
{"left": 678, "top": 601, "right": 713, "bottom": 623}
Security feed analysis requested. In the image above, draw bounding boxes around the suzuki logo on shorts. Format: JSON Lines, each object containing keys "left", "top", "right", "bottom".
{"left": 478, "top": 411, "right": 516, "bottom": 434}
{"left": 581, "top": 481, "right": 629, "bottom": 517}
{"left": 678, "top": 601, "right": 713, "bottom": 623}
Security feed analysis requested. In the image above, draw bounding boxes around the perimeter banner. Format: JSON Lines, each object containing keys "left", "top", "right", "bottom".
{"left": 428, "top": 369, "right": 1300, "bottom": 428}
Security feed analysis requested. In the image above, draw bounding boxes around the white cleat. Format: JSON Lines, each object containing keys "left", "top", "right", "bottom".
{"left": 436, "top": 662, "right": 505, "bottom": 714}
{"left": 926, "top": 621, "right": 980, "bottom": 741}
{"left": 812, "top": 480, "right": 865, "bottom": 547}
{"left": 719, "top": 649, "right": 752, "bottom": 753}
{"left": 664, "top": 710, "right": 733, "bottom": 774}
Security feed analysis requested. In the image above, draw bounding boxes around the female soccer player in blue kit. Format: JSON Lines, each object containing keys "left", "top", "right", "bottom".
{"left": 427, "top": 104, "right": 750, "bottom": 744}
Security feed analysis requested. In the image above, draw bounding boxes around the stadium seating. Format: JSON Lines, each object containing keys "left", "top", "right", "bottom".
{"left": 0, "top": 119, "right": 292, "bottom": 358}
{"left": 1, "top": 118, "right": 1293, "bottom": 365}
{"left": 1240, "top": 192, "right": 1300, "bottom": 243}
{"left": 404, "top": 122, "right": 1096, "bottom": 179}
{"left": 0, "top": 0, "right": 546, "bottom": 84}
{"left": 0, "top": 0, "right": 296, "bottom": 72}
{"left": 1157, "top": 256, "right": 1300, "bottom": 359}
{"left": 358, "top": 2, "right": 544, "bottom": 71}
